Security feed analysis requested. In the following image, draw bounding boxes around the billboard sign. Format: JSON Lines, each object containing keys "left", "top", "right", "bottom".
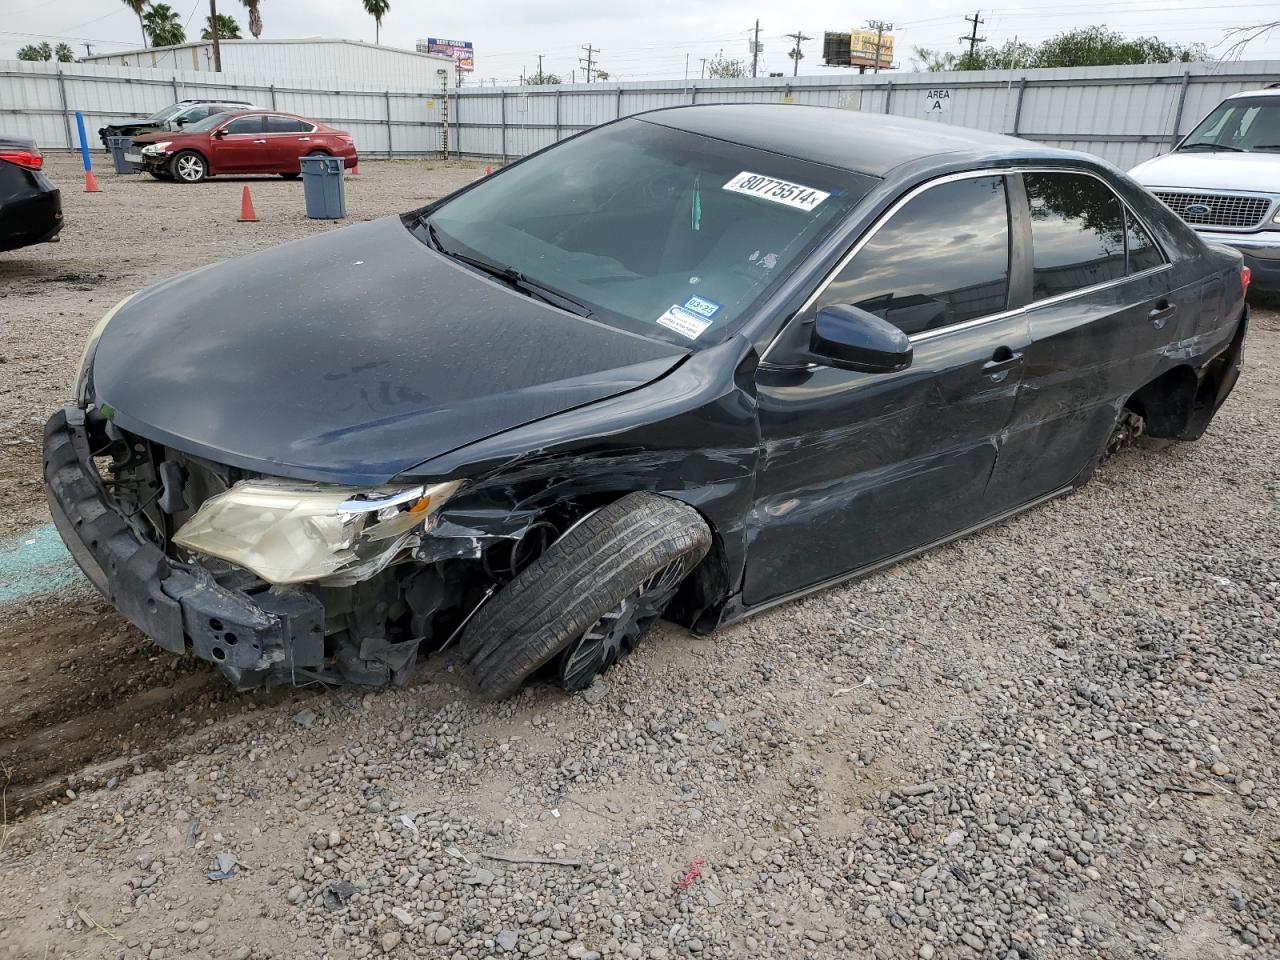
{"left": 418, "top": 38, "right": 474, "bottom": 72}
{"left": 849, "top": 28, "right": 893, "bottom": 68}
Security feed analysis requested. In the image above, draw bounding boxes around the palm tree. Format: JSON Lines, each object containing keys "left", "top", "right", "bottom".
{"left": 362, "top": 0, "right": 389, "bottom": 45}
{"left": 201, "top": 13, "right": 241, "bottom": 39}
{"left": 143, "top": 3, "right": 186, "bottom": 46}
{"left": 121, "top": 0, "right": 150, "bottom": 48}
{"left": 239, "top": 0, "right": 263, "bottom": 38}
{"left": 54, "top": 42, "right": 76, "bottom": 61}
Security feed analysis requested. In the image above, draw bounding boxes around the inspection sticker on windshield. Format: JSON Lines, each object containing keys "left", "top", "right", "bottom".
{"left": 656, "top": 304, "right": 713, "bottom": 339}
{"left": 683, "top": 295, "right": 722, "bottom": 318}
{"left": 723, "top": 171, "right": 830, "bottom": 211}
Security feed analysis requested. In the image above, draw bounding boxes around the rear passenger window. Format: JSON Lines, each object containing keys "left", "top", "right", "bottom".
{"left": 818, "top": 175, "right": 1011, "bottom": 336}
{"left": 1024, "top": 172, "right": 1125, "bottom": 300}
{"left": 266, "top": 116, "right": 307, "bottom": 133}
{"left": 1126, "top": 212, "right": 1164, "bottom": 274}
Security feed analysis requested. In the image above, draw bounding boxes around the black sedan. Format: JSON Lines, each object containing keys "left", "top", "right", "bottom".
{"left": 1, "top": 137, "right": 61, "bottom": 253}
{"left": 46, "top": 105, "right": 1247, "bottom": 697}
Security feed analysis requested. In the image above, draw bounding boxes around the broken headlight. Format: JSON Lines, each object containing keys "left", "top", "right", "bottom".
{"left": 173, "top": 479, "right": 463, "bottom": 585}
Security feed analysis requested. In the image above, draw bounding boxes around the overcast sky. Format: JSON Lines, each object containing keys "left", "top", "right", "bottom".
{"left": 3, "top": 0, "right": 1278, "bottom": 80}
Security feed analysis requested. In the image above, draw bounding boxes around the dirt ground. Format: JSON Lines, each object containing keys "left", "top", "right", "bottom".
{"left": 0, "top": 154, "right": 1276, "bottom": 960}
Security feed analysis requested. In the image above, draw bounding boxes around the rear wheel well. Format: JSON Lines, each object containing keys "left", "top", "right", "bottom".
{"left": 1125, "top": 365, "right": 1197, "bottom": 438}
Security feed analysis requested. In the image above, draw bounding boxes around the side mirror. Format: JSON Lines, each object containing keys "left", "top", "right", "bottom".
{"left": 810, "top": 304, "right": 913, "bottom": 373}
{"left": 212, "top": 128, "right": 227, "bottom": 139}
{"left": 175, "top": 117, "right": 187, "bottom": 126}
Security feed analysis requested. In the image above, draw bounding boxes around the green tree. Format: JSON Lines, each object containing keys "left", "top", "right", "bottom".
{"left": 17, "top": 42, "right": 53, "bottom": 61}
{"left": 121, "top": 0, "right": 150, "bottom": 48}
{"left": 55, "top": 42, "right": 76, "bottom": 62}
{"left": 914, "top": 26, "right": 1207, "bottom": 72}
{"left": 527, "top": 70, "right": 562, "bottom": 85}
{"left": 240, "top": 0, "right": 263, "bottom": 39}
{"left": 143, "top": 3, "right": 186, "bottom": 46}
{"left": 201, "top": 13, "right": 241, "bottom": 39}
{"left": 706, "top": 49, "right": 745, "bottom": 79}
{"left": 361, "top": 0, "right": 389, "bottom": 45}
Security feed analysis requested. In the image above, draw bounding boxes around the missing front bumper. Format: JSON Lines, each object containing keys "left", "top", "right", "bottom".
{"left": 43, "top": 405, "right": 327, "bottom": 688}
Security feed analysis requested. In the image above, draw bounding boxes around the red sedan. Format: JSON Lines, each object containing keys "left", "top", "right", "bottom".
{"left": 130, "top": 111, "right": 358, "bottom": 183}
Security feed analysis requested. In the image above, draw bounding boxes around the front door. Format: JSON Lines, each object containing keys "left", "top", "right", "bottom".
{"left": 209, "top": 114, "right": 267, "bottom": 173}
{"left": 745, "top": 173, "right": 1028, "bottom": 606}
{"left": 263, "top": 115, "right": 316, "bottom": 174}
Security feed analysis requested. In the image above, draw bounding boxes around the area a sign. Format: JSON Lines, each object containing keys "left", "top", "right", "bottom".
{"left": 924, "top": 88, "right": 953, "bottom": 114}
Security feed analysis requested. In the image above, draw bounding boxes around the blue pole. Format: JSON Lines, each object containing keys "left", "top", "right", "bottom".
{"left": 75, "top": 110, "right": 92, "bottom": 171}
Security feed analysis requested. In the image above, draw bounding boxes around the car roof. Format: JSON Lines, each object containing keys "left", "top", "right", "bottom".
{"left": 637, "top": 103, "right": 1071, "bottom": 178}
{"left": 1226, "top": 86, "right": 1280, "bottom": 100}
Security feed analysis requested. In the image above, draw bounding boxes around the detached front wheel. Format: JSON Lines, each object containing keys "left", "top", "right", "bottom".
{"left": 461, "top": 492, "right": 712, "bottom": 699}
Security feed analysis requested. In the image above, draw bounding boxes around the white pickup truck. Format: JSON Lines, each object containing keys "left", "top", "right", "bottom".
{"left": 1130, "top": 85, "right": 1280, "bottom": 293}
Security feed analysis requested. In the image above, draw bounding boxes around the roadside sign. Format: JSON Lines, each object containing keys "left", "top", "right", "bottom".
{"left": 925, "top": 89, "right": 952, "bottom": 115}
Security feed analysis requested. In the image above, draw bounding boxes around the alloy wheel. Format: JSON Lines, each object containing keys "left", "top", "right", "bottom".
{"left": 556, "top": 557, "right": 689, "bottom": 691}
{"left": 175, "top": 154, "right": 204, "bottom": 182}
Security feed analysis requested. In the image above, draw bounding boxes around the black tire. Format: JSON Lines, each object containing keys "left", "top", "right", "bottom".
{"left": 279, "top": 172, "right": 300, "bottom": 179}
{"left": 461, "top": 492, "right": 711, "bottom": 699}
{"left": 171, "top": 150, "right": 207, "bottom": 183}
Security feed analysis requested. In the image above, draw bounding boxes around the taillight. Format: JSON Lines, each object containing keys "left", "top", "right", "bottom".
{"left": 0, "top": 147, "right": 42, "bottom": 170}
{"left": 1242, "top": 265, "right": 1252, "bottom": 298}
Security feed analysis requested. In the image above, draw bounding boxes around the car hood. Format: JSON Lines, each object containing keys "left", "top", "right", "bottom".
{"left": 1129, "top": 150, "right": 1280, "bottom": 194}
{"left": 128, "top": 131, "right": 175, "bottom": 145}
{"left": 91, "top": 216, "right": 688, "bottom": 485}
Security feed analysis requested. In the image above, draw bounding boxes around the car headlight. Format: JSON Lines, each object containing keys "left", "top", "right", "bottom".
{"left": 1273, "top": 205, "right": 1280, "bottom": 225}
{"left": 142, "top": 141, "right": 171, "bottom": 155}
{"left": 173, "top": 478, "right": 464, "bottom": 585}
{"left": 74, "top": 294, "right": 135, "bottom": 407}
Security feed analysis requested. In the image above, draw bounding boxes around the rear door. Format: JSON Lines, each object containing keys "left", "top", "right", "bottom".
{"left": 208, "top": 114, "right": 267, "bottom": 172}
{"left": 263, "top": 115, "right": 315, "bottom": 173}
{"left": 747, "top": 172, "right": 1030, "bottom": 605}
{"left": 983, "top": 169, "right": 1186, "bottom": 508}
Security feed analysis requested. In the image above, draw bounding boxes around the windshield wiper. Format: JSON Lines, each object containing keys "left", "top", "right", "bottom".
{"left": 1178, "top": 143, "right": 1245, "bottom": 152}
{"left": 1252, "top": 144, "right": 1280, "bottom": 151}
{"left": 422, "top": 219, "right": 594, "bottom": 318}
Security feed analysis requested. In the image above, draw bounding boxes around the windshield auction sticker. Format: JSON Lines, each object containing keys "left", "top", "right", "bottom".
{"left": 722, "top": 171, "right": 830, "bottom": 211}
{"left": 656, "top": 305, "right": 713, "bottom": 339}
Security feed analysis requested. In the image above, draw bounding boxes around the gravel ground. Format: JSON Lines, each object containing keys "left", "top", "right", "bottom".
{"left": 0, "top": 155, "right": 1277, "bottom": 960}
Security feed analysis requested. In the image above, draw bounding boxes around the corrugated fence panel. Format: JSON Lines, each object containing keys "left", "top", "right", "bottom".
{"left": 5, "top": 58, "right": 1280, "bottom": 165}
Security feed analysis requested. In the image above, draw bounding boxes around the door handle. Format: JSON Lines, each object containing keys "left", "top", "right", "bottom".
{"left": 252, "top": 139, "right": 267, "bottom": 144}
{"left": 983, "top": 346, "right": 1023, "bottom": 382}
{"left": 1148, "top": 299, "right": 1177, "bottom": 328}
{"left": 298, "top": 137, "right": 311, "bottom": 142}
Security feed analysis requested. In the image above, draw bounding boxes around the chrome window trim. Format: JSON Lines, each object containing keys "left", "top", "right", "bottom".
{"left": 762, "top": 165, "right": 1173, "bottom": 363}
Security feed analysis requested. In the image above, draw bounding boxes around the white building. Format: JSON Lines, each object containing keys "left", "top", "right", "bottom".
{"left": 81, "top": 38, "right": 458, "bottom": 92}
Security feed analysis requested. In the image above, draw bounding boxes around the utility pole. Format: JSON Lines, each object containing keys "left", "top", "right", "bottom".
{"left": 82, "top": 42, "right": 94, "bottom": 57}
{"left": 209, "top": 0, "right": 222, "bottom": 71}
{"left": 784, "top": 29, "right": 811, "bottom": 77}
{"left": 580, "top": 44, "right": 599, "bottom": 83}
{"left": 867, "top": 19, "right": 892, "bottom": 74}
{"left": 961, "top": 10, "right": 986, "bottom": 59}
{"left": 537, "top": 54, "right": 543, "bottom": 82}
{"left": 750, "top": 19, "right": 761, "bottom": 78}
{"left": 684, "top": 52, "right": 689, "bottom": 80}
{"left": 699, "top": 57, "right": 707, "bottom": 79}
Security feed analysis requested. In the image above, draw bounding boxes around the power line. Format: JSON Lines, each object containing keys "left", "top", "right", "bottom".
{"left": 867, "top": 19, "right": 893, "bottom": 73}
{"left": 784, "top": 29, "right": 811, "bottom": 77}
{"left": 579, "top": 43, "right": 599, "bottom": 82}
{"left": 961, "top": 10, "right": 987, "bottom": 57}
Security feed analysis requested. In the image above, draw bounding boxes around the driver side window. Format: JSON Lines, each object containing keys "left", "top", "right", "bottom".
{"left": 223, "top": 116, "right": 263, "bottom": 134}
{"left": 816, "top": 175, "right": 1011, "bottom": 337}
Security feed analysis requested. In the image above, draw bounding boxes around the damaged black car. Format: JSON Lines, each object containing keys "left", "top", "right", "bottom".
{"left": 45, "top": 104, "right": 1249, "bottom": 697}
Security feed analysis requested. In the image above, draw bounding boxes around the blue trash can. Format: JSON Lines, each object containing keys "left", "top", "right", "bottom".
{"left": 299, "top": 155, "right": 346, "bottom": 219}
{"left": 107, "top": 136, "right": 140, "bottom": 174}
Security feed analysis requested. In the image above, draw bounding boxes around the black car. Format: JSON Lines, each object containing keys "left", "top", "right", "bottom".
{"left": 1, "top": 137, "right": 61, "bottom": 252}
{"left": 46, "top": 105, "right": 1248, "bottom": 697}
{"left": 98, "top": 99, "right": 254, "bottom": 150}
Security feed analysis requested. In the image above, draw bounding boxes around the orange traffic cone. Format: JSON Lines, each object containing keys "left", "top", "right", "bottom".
{"left": 484, "top": 164, "right": 493, "bottom": 176}
{"left": 238, "top": 185, "right": 258, "bottom": 222}
{"left": 84, "top": 169, "right": 101, "bottom": 193}
{"left": 349, "top": 159, "right": 359, "bottom": 176}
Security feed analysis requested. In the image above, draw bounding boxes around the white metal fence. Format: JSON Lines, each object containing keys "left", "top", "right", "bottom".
{"left": 3, "top": 58, "right": 1278, "bottom": 168}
